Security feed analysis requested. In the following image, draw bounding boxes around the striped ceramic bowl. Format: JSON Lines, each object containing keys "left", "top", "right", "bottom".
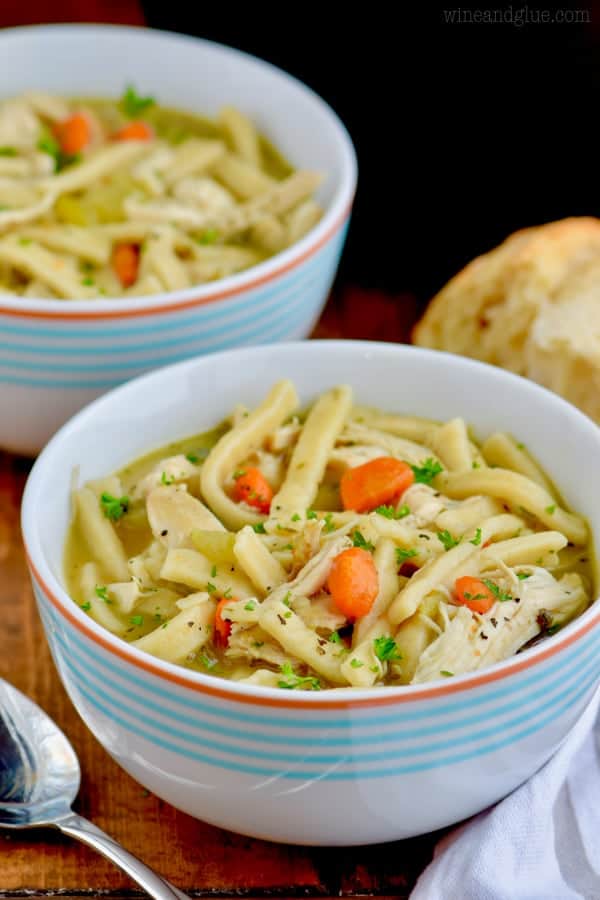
{"left": 21, "top": 341, "right": 600, "bottom": 845}
{"left": 0, "top": 26, "right": 356, "bottom": 454}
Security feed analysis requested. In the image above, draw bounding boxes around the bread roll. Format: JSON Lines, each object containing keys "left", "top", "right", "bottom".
{"left": 413, "top": 217, "right": 600, "bottom": 423}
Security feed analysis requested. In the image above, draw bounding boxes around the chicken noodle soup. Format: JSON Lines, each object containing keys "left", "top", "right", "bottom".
{"left": 0, "top": 89, "right": 323, "bottom": 299}
{"left": 65, "top": 381, "right": 595, "bottom": 690}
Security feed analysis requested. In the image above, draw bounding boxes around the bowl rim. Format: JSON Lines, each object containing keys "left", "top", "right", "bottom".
{"left": 21, "top": 340, "right": 600, "bottom": 709}
{"left": 0, "top": 24, "right": 356, "bottom": 322}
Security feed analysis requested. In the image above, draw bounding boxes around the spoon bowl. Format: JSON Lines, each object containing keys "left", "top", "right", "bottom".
{"left": 0, "top": 678, "right": 188, "bottom": 899}
{"left": 0, "top": 679, "right": 79, "bottom": 827}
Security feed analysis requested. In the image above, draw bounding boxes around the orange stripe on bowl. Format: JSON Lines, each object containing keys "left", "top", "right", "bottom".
{"left": 0, "top": 208, "right": 350, "bottom": 322}
{"left": 27, "top": 552, "right": 600, "bottom": 710}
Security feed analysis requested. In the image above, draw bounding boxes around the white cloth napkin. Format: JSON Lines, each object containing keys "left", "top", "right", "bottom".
{"left": 410, "top": 688, "right": 600, "bottom": 900}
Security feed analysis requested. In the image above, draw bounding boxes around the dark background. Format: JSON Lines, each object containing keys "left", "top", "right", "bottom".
{"left": 141, "top": 1, "right": 600, "bottom": 306}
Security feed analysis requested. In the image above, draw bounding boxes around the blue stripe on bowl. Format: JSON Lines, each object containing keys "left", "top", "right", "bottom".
{"left": 50, "top": 648, "right": 600, "bottom": 779}
{"left": 34, "top": 584, "right": 600, "bottom": 740}
{"left": 54, "top": 625, "right": 600, "bottom": 748}
{"left": 54, "top": 625, "right": 600, "bottom": 765}
{"left": 35, "top": 583, "right": 600, "bottom": 729}
{"left": 0, "top": 289, "right": 323, "bottom": 388}
{"left": 0, "top": 222, "right": 348, "bottom": 340}
{"left": 0, "top": 240, "right": 340, "bottom": 358}
{"left": 0, "top": 262, "right": 329, "bottom": 373}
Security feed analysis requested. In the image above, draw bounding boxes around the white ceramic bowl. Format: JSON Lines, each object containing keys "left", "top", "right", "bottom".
{"left": 21, "top": 341, "right": 600, "bottom": 845}
{"left": 0, "top": 25, "right": 356, "bottom": 455}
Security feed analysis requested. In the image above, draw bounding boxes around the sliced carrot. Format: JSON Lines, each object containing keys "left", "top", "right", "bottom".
{"left": 215, "top": 597, "right": 233, "bottom": 647}
{"left": 340, "top": 457, "right": 415, "bottom": 513}
{"left": 454, "top": 576, "right": 496, "bottom": 614}
{"left": 232, "top": 467, "right": 273, "bottom": 514}
{"left": 111, "top": 242, "right": 140, "bottom": 288}
{"left": 114, "top": 120, "right": 154, "bottom": 141}
{"left": 327, "top": 547, "right": 379, "bottom": 619}
{"left": 53, "top": 113, "right": 91, "bottom": 155}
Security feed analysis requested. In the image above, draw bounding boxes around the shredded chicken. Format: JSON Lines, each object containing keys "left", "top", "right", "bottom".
{"left": 293, "top": 592, "right": 347, "bottom": 633}
{"left": 146, "top": 484, "right": 224, "bottom": 547}
{"left": 412, "top": 567, "right": 587, "bottom": 683}
{"left": 133, "top": 455, "right": 199, "bottom": 500}
{"left": 403, "top": 483, "right": 449, "bottom": 527}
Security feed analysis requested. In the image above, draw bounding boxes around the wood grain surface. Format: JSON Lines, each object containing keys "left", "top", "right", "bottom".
{"left": 0, "top": 289, "right": 438, "bottom": 898}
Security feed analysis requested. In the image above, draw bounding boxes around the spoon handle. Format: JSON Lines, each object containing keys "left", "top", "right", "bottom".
{"left": 56, "top": 812, "right": 190, "bottom": 899}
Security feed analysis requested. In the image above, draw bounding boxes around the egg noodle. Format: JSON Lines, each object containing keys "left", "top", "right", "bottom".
{"left": 65, "top": 381, "right": 594, "bottom": 690}
{"left": 0, "top": 90, "right": 322, "bottom": 300}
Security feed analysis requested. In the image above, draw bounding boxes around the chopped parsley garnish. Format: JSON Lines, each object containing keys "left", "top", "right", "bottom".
{"left": 437, "top": 529, "right": 461, "bottom": 551}
{"left": 517, "top": 572, "right": 532, "bottom": 580}
{"left": 222, "top": 587, "right": 233, "bottom": 599}
{"left": 410, "top": 458, "right": 443, "bottom": 484}
{"left": 121, "top": 85, "right": 156, "bottom": 118}
{"left": 37, "top": 134, "right": 60, "bottom": 164}
{"left": 291, "top": 513, "right": 301, "bottom": 522}
{"left": 396, "top": 547, "right": 418, "bottom": 564}
{"left": 373, "top": 635, "right": 402, "bottom": 662}
{"left": 161, "top": 471, "right": 175, "bottom": 486}
{"left": 323, "top": 512, "right": 336, "bottom": 533}
{"left": 130, "top": 615, "right": 144, "bottom": 626}
{"left": 282, "top": 591, "right": 292, "bottom": 607}
{"left": 37, "top": 133, "right": 79, "bottom": 172}
{"left": 232, "top": 469, "right": 246, "bottom": 480}
{"left": 197, "top": 228, "right": 220, "bottom": 245}
{"left": 375, "top": 503, "right": 410, "bottom": 519}
{"left": 306, "top": 509, "right": 318, "bottom": 520}
{"left": 18, "top": 237, "right": 32, "bottom": 246}
{"left": 472, "top": 460, "right": 481, "bottom": 469}
{"left": 81, "top": 276, "right": 95, "bottom": 286}
{"left": 201, "top": 653, "right": 218, "bottom": 669}
{"left": 206, "top": 582, "right": 217, "bottom": 594}
{"left": 100, "top": 491, "right": 129, "bottom": 522}
{"left": 185, "top": 448, "right": 209, "bottom": 464}
{"left": 278, "top": 662, "right": 321, "bottom": 691}
{"left": 440, "top": 670, "right": 454, "bottom": 677}
{"left": 94, "top": 585, "right": 110, "bottom": 603}
{"left": 350, "top": 658, "right": 364, "bottom": 668}
{"left": 328, "top": 631, "right": 342, "bottom": 644}
{"left": 352, "top": 529, "right": 375, "bottom": 552}
{"left": 80, "top": 601, "right": 91, "bottom": 611}
{"left": 210, "top": 564, "right": 217, "bottom": 578}
{"left": 244, "top": 600, "right": 256, "bottom": 611}
{"left": 252, "top": 522, "right": 267, "bottom": 533}
{"left": 469, "top": 528, "right": 482, "bottom": 546}
{"left": 482, "top": 579, "right": 513, "bottom": 602}
{"left": 545, "top": 504, "right": 556, "bottom": 515}
{"left": 463, "top": 591, "right": 488, "bottom": 601}
{"left": 0, "top": 147, "right": 16, "bottom": 156}
{"left": 516, "top": 442, "right": 526, "bottom": 450}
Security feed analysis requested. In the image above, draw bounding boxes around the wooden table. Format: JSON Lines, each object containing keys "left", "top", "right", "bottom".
{"left": 0, "top": 289, "right": 441, "bottom": 898}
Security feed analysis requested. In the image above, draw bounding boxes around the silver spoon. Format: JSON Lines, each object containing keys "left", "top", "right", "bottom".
{"left": 0, "top": 678, "right": 189, "bottom": 899}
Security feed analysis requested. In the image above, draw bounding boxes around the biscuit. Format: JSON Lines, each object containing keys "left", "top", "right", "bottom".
{"left": 413, "top": 217, "right": 600, "bottom": 421}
